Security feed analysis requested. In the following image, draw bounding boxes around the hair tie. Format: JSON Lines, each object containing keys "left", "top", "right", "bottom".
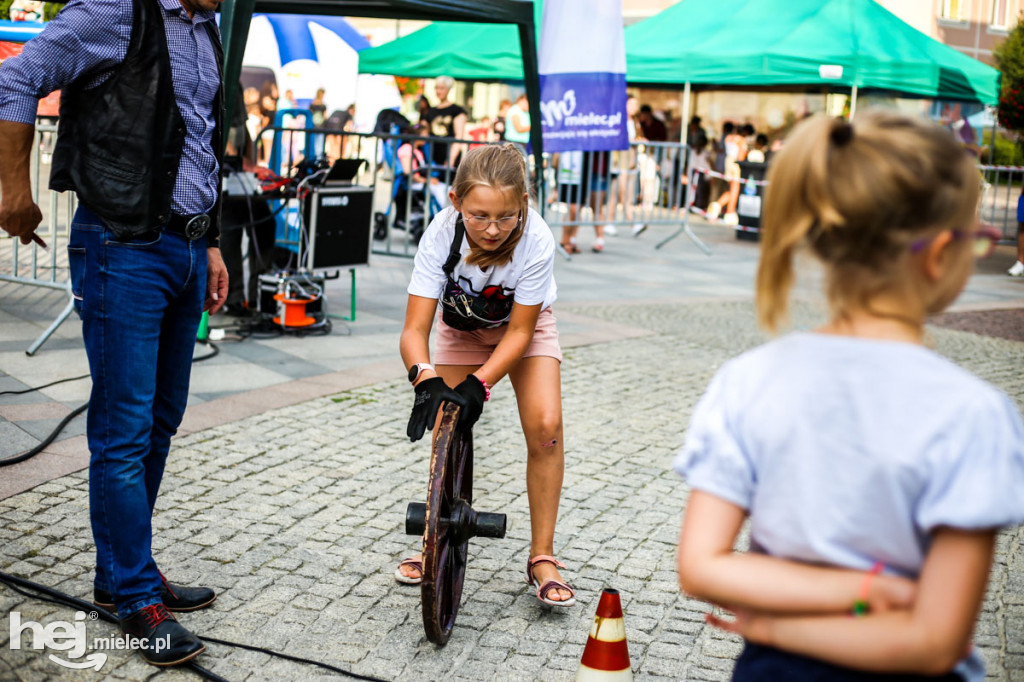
{"left": 831, "top": 120, "right": 854, "bottom": 147}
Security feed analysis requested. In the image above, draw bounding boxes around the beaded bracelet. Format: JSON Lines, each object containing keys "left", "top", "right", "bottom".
{"left": 852, "top": 562, "right": 885, "bottom": 616}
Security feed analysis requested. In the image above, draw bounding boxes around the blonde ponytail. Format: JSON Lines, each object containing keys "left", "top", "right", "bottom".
{"left": 756, "top": 113, "right": 979, "bottom": 332}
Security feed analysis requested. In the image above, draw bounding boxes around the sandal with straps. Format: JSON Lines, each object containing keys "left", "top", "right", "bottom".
{"left": 525, "top": 555, "right": 576, "bottom": 608}
{"left": 394, "top": 557, "right": 423, "bottom": 585}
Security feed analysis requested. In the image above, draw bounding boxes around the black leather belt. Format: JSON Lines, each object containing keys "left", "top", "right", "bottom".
{"left": 165, "top": 213, "right": 210, "bottom": 240}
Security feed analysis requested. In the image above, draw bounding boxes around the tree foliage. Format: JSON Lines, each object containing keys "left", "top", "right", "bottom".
{"left": 0, "top": 1, "right": 60, "bottom": 23}
{"left": 994, "top": 12, "right": 1024, "bottom": 132}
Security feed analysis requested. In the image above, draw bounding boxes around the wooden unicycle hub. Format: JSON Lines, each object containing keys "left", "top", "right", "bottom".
{"left": 405, "top": 403, "right": 507, "bottom": 645}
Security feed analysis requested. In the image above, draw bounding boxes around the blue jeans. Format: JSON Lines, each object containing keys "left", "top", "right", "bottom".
{"left": 67, "top": 205, "right": 207, "bottom": 617}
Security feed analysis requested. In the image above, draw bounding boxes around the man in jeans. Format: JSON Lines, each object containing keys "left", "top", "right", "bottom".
{"left": 0, "top": 0, "right": 228, "bottom": 667}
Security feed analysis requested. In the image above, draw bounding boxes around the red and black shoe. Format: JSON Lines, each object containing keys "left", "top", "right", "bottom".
{"left": 95, "top": 572, "right": 216, "bottom": 614}
{"left": 119, "top": 603, "right": 205, "bottom": 666}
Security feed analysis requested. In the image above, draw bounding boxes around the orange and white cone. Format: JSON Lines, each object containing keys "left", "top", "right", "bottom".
{"left": 576, "top": 588, "right": 632, "bottom": 681}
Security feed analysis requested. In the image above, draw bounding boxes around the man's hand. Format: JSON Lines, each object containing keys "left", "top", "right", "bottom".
{"left": 0, "top": 120, "right": 42, "bottom": 244}
{"left": 205, "top": 246, "right": 228, "bottom": 314}
{"left": 0, "top": 192, "right": 43, "bottom": 244}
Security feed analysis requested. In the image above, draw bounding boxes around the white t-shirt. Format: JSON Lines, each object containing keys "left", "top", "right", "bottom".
{"left": 407, "top": 206, "right": 558, "bottom": 311}
{"left": 674, "top": 333, "right": 1024, "bottom": 681}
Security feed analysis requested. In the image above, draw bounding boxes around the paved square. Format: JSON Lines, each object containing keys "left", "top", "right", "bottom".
{"left": 2, "top": 300, "right": 1023, "bottom": 681}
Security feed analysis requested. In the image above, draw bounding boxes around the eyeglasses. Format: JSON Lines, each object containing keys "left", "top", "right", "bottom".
{"left": 910, "top": 223, "right": 1002, "bottom": 259}
{"left": 462, "top": 212, "right": 521, "bottom": 230}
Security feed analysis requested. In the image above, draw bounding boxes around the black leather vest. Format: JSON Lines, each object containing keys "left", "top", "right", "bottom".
{"left": 49, "top": 0, "right": 223, "bottom": 240}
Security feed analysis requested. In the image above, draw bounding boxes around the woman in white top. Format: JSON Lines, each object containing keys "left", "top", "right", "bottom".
{"left": 396, "top": 144, "right": 575, "bottom": 607}
{"left": 676, "top": 113, "right": 1024, "bottom": 681}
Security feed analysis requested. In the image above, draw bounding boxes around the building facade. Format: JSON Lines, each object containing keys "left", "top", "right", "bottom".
{"left": 877, "top": 0, "right": 1020, "bottom": 65}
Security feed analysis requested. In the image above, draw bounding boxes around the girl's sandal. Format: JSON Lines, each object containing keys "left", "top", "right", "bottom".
{"left": 525, "top": 555, "right": 577, "bottom": 608}
{"left": 394, "top": 557, "right": 423, "bottom": 585}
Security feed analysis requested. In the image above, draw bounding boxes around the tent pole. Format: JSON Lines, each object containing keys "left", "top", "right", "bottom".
{"left": 220, "top": 0, "right": 257, "bottom": 153}
{"left": 680, "top": 81, "right": 691, "bottom": 143}
{"left": 849, "top": 84, "right": 858, "bottom": 121}
{"left": 518, "top": 21, "right": 544, "bottom": 202}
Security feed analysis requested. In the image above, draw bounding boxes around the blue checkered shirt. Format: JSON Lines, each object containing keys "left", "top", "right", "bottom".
{"left": 0, "top": 0, "right": 221, "bottom": 215}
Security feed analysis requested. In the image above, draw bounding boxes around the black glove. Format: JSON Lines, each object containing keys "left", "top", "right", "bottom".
{"left": 454, "top": 375, "right": 487, "bottom": 432}
{"left": 407, "top": 377, "right": 465, "bottom": 442}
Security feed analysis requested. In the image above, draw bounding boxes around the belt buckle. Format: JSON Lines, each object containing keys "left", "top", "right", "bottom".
{"left": 184, "top": 214, "right": 210, "bottom": 240}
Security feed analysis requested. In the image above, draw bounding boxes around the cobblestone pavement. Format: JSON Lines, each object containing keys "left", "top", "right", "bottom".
{"left": 2, "top": 301, "right": 1023, "bottom": 681}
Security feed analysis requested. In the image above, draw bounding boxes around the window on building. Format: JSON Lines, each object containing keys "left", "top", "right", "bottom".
{"left": 941, "top": 0, "right": 966, "bottom": 21}
{"left": 991, "top": 0, "right": 1011, "bottom": 28}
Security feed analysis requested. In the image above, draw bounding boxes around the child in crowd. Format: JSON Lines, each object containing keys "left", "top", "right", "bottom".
{"left": 395, "top": 144, "right": 575, "bottom": 607}
{"left": 675, "top": 113, "right": 1024, "bottom": 681}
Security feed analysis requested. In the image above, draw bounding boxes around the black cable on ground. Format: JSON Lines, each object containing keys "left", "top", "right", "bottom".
{"left": 0, "top": 571, "right": 390, "bottom": 682}
{"left": 0, "top": 373, "right": 90, "bottom": 396}
{"left": 0, "top": 341, "right": 219, "bottom": 468}
{"left": 0, "top": 402, "right": 88, "bottom": 467}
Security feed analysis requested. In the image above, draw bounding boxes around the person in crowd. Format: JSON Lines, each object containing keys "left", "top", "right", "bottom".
{"left": 609, "top": 94, "right": 645, "bottom": 237}
{"left": 746, "top": 133, "right": 770, "bottom": 164}
{"left": 493, "top": 98, "right": 512, "bottom": 141}
{"left": 555, "top": 150, "right": 610, "bottom": 254}
{"left": 505, "top": 92, "right": 531, "bottom": 153}
{"left": 688, "top": 132, "right": 713, "bottom": 212}
{"left": 277, "top": 87, "right": 296, "bottom": 112}
{"left": 0, "top": 0, "right": 229, "bottom": 667}
{"left": 1012, "top": 185, "right": 1024, "bottom": 277}
{"left": 555, "top": 150, "right": 585, "bottom": 253}
{"left": 706, "top": 121, "right": 747, "bottom": 224}
{"left": 415, "top": 94, "right": 431, "bottom": 124}
{"left": 467, "top": 116, "right": 493, "bottom": 148}
{"left": 309, "top": 87, "right": 327, "bottom": 128}
{"left": 395, "top": 121, "right": 446, "bottom": 237}
{"left": 424, "top": 75, "right": 467, "bottom": 173}
{"left": 243, "top": 86, "right": 263, "bottom": 144}
{"left": 395, "top": 144, "right": 575, "bottom": 608}
{"left": 638, "top": 103, "right": 667, "bottom": 142}
{"left": 323, "top": 103, "right": 356, "bottom": 162}
{"left": 675, "top": 113, "right": 1023, "bottom": 681}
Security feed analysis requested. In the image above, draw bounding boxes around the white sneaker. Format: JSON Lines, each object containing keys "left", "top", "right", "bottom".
{"left": 723, "top": 212, "right": 739, "bottom": 225}
{"left": 603, "top": 224, "right": 618, "bottom": 235}
{"left": 1008, "top": 260, "right": 1024, "bottom": 277}
{"left": 705, "top": 202, "right": 721, "bottom": 221}
{"left": 631, "top": 223, "right": 648, "bottom": 237}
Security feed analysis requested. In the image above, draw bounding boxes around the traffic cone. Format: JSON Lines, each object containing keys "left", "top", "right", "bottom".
{"left": 576, "top": 588, "right": 632, "bottom": 681}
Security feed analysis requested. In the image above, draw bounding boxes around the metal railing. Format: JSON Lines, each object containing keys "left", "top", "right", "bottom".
{"left": 0, "top": 122, "right": 78, "bottom": 355}
{"left": 540, "top": 140, "right": 709, "bottom": 255}
{"left": 978, "top": 165, "right": 1023, "bottom": 242}
{"left": 253, "top": 123, "right": 507, "bottom": 259}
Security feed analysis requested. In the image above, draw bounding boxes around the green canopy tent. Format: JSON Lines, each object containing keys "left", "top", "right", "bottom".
{"left": 356, "top": 0, "right": 542, "bottom": 80}
{"left": 625, "top": 0, "right": 1001, "bottom": 126}
{"left": 218, "top": 0, "right": 544, "bottom": 185}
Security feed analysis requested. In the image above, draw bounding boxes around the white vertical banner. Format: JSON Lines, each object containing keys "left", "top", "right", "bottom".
{"left": 539, "top": 0, "right": 629, "bottom": 152}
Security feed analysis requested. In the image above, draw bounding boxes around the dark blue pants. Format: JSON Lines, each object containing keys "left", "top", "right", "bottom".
{"left": 734, "top": 643, "right": 964, "bottom": 682}
{"left": 68, "top": 205, "right": 207, "bottom": 617}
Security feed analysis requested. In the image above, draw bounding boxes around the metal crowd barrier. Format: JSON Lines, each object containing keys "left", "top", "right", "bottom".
{"left": 253, "top": 123, "right": 504, "bottom": 259}
{"left": 0, "top": 122, "right": 78, "bottom": 355}
{"left": 540, "top": 140, "right": 710, "bottom": 255}
{"left": 978, "top": 165, "right": 1023, "bottom": 243}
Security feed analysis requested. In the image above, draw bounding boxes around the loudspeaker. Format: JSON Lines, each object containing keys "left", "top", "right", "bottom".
{"left": 302, "top": 185, "right": 373, "bottom": 271}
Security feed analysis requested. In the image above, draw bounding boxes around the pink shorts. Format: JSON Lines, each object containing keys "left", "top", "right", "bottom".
{"left": 434, "top": 307, "right": 563, "bottom": 366}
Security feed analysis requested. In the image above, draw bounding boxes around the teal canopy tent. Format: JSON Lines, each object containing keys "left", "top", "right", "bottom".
{"left": 356, "top": 0, "right": 542, "bottom": 80}
{"left": 624, "top": 0, "right": 1000, "bottom": 106}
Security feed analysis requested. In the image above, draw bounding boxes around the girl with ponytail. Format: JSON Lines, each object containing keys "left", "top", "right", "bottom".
{"left": 674, "top": 113, "right": 1024, "bottom": 680}
{"left": 396, "top": 143, "right": 575, "bottom": 607}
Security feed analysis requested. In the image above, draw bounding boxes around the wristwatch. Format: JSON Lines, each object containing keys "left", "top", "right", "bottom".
{"left": 408, "top": 363, "right": 434, "bottom": 384}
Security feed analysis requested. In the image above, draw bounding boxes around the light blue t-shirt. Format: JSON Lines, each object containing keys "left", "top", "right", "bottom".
{"left": 674, "top": 333, "right": 1024, "bottom": 681}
